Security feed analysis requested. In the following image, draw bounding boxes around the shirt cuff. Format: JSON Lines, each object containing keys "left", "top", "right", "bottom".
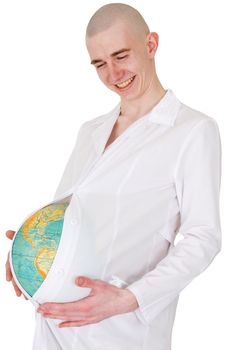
{"left": 126, "top": 283, "right": 151, "bottom": 326}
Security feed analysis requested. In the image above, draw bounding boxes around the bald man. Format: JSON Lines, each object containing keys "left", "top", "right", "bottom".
{"left": 6, "top": 3, "right": 222, "bottom": 350}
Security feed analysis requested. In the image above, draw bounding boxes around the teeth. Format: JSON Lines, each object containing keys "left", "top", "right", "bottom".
{"left": 116, "top": 76, "right": 135, "bottom": 88}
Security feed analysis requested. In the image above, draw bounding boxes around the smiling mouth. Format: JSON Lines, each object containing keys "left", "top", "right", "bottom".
{"left": 115, "top": 75, "right": 136, "bottom": 89}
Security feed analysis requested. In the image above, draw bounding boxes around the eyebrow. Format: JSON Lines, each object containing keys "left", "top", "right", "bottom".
{"left": 90, "top": 48, "right": 131, "bottom": 65}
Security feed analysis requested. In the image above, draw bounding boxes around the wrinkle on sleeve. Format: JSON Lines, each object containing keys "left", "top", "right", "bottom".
{"left": 126, "top": 117, "right": 222, "bottom": 326}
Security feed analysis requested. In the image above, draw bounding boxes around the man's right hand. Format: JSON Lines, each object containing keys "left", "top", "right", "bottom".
{"left": 5, "top": 230, "right": 27, "bottom": 299}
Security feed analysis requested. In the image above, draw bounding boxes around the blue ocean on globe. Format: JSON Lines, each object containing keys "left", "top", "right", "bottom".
{"left": 11, "top": 202, "right": 69, "bottom": 296}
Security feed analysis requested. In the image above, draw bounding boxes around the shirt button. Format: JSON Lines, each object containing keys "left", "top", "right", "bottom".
{"left": 70, "top": 218, "right": 78, "bottom": 225}
{"left": 54, "top": 268, "right": 64, "bottom": 275}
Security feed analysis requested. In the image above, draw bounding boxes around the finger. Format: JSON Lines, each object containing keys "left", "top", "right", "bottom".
{"left": 38, "top": 302, "right": 83, "bottom": 317}
{"left": 23, "top": 294, "right": 28, "bottom": 300}
{"left": 11, "top": 278, "right": 22, "bottom": 297}
{"left": 39, "top": 313, "right": 78, "bottom": 321}
{"left": 76, "top": 276, "right": 98, "bottom": 288}
{"left": 58, "top": 320, "right": 89, "bottom": 328}
{"left": 5, "top": 252, "right": 13, "bottom": 281}
{"left": 5, "top": 230, "right": 16, "bottom": 240}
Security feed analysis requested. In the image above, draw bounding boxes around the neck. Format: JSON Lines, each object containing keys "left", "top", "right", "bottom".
{"left": 119, "top": 71, "right": 167, "bottom": 120}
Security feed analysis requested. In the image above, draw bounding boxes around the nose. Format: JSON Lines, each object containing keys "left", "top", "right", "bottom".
{"left": 107, "top": 62, "right": 124, "bottom": 84}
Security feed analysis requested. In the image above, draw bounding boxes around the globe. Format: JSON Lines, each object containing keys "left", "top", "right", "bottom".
{"left": 10, "top": 201, "right": 70, "bottom": 297}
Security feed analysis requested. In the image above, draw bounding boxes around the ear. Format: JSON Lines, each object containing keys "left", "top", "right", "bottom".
{"left": 145, "top": 32, "right": 159, "bottom": 57}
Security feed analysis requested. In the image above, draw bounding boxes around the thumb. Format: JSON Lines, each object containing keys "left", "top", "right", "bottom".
{"left": 6, "top": 230, "right": 16, "bottom": 240}
{"left": 75, "top": 276, "right": 95, "bottom": 288}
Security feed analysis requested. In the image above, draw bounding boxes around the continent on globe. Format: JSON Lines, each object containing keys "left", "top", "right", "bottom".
{"left": 11, "top": 201, "right": 70, "bottom": 297}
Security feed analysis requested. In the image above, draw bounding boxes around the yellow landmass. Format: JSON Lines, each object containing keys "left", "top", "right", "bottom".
{"left": 20, "top": 203, "right": 68, "bottom": 279}
{"left": 22, "top": 204, "right": 67, "bottom": 248}
{"left": 34, "top": 246, "right": 56, "bottom": 279}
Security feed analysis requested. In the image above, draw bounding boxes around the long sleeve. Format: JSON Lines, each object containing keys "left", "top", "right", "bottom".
{"left": 126, "top": 117, "right": 222, "bottom": 325}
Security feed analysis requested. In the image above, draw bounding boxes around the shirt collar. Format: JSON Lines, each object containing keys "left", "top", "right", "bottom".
{"left": 113, "top": 88, "right": 181, "bottom": 126}
{"left": 92, "top": 89, "right": 181, "bottom": 154}
{"left": 147, "top": 88, "right": 181, "bottom": 126}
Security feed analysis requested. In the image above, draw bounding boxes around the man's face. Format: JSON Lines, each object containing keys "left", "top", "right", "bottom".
{"left": 86, "top": 21, "right": 156, "bottom": 102}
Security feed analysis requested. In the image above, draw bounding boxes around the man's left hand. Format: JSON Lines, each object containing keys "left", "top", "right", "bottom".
{"left": 37, "top": 276, "right": 139, "bottom": 328}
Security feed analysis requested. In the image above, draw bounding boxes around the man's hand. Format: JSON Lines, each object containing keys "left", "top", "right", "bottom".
{"left": 5, "top": 230, "right": 28, "bottom": 299}
{"left": 37, "top": 276, "right": 139, "bottom": 328}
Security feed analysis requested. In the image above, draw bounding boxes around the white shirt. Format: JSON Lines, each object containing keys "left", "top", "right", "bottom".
{"left": 32, "top": 89, "right": 222, "bottom": 350}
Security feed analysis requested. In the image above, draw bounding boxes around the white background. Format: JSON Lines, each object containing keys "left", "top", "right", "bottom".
{"left": 0, "top": 0, "right": 227, "bottom": 349}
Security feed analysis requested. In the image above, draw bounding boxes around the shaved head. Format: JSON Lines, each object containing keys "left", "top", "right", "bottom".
{"left": 86, "top": 3, "right": 150, "bottom": 39}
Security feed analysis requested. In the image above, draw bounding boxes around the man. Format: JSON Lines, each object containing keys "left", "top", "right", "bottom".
{"left": 6, "top": 3, "right": 222, "bottom": 350}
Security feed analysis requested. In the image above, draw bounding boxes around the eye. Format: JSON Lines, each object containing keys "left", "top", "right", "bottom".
{"left": 116, "top": 55, "right": 128, "bottom": 60}
{"left": 96, "top": 63, "right": 106, "bottom": 69}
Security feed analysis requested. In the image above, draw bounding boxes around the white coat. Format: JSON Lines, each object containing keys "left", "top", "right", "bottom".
{"left": 32, "top": 89, "right": 222, "bottom": 350}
